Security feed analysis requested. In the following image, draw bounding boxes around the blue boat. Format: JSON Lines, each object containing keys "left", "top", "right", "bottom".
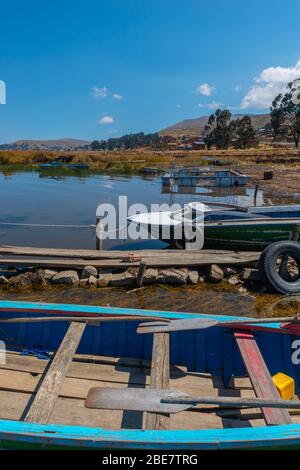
{"left": 38, "top": 162, "right": 89, "bottom": 170}
{"left": 0, "top": 300, "right": 300, "bottom": 450}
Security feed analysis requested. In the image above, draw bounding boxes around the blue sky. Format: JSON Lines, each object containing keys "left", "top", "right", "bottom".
{"left": 0, "top": 0, "right": 300, "bottom": 143}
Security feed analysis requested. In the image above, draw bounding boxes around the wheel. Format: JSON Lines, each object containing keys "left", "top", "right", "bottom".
{"left": 259, "top": 241, "right": 300, "bottom": 294}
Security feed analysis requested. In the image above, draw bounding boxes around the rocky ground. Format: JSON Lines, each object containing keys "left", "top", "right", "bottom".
{"left": 0, "top": 263, "right": 262, "bottom": 296}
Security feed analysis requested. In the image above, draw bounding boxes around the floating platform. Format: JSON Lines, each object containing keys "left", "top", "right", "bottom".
{"left": 162, "top": 168, "right": 250, "bottom": 187}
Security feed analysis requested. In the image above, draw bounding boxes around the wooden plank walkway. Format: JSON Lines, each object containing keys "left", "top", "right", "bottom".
{"left": 0, "top": 245, "right": 260, "bottom": 269}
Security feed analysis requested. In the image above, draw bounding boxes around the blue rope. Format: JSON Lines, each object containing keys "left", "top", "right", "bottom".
{"left": 21, "top": 346, "right": 50, "bottom": 360}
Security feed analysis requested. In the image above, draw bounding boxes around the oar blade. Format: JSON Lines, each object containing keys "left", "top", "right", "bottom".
{"left": 85, "top": 387, "right": 190, "bottom": 413}
{"left": 137, "top": 317, "right": 219, "bottom": 334}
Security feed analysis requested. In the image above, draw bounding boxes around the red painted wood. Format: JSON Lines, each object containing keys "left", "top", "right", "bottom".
{"left": 0, "top": 307, "right": 133, "bottom": 319}
{"left": 234, "top": 330, "right": 292, "bottom": 425}
{"left": 0, "top": 308, "right": 99, "bottom": 317}
{"left": 229, "top": 323, "right": 286, "bottom": 334}
{"left": 281, "top": 323, "right": 300, "bottom": 335}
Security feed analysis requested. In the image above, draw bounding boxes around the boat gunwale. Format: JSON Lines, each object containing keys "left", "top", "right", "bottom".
{"left": 1, "top": 418, "right": 300, "bottom": 449}
{"left": 0, "top": 300, "right": 283, "bottom": 333}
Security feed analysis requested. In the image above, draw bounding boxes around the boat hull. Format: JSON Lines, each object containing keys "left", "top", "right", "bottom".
{"left": 1, "top": 301, "right": 300, "bottom": 450}
{"left": 204, "top": 221, "right": 299, "bottom": 250}
{"left": 141, "top": 221, "right": 299, "bottom": 250}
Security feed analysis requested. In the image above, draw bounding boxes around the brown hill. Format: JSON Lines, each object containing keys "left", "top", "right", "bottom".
{"left": 0, "top": 138, "right": 90, "bottom": 151}
{"left": 160, "top": 113, "right": 270, "bottom": 137}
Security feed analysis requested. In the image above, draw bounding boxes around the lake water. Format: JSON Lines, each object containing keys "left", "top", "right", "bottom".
{"left": 0, "top": 169, "right": 265, "bottom": 250}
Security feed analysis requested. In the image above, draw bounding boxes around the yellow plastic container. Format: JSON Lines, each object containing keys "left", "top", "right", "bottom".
{"left": 272, "top": 372, "right": 295, "bottom": 400}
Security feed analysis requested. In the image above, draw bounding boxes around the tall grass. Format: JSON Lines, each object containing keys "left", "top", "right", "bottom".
{"left": 1, "top": 148, "right": 300, "bottom": 174}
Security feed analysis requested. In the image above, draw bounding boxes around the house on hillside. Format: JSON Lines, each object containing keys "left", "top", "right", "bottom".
{"left": 191, "top": 139, "right": 205, "bottom": 150}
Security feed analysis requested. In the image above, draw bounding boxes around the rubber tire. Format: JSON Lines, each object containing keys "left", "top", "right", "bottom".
{"left": 259, "top": 241, "right": 300, "bottom": 294}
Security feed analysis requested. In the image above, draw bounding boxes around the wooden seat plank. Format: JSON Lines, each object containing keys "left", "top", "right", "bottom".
{"left": 145, "top": 332, "right": 170, "bottom": 430}
{"left": 234, "top": 330, "right": 292, "bottom": 425}
{"left": 24, "top": 321, "right": 86, "bottom": 423}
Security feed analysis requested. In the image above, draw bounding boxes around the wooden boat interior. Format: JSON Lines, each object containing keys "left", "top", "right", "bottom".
{"left": 0, "top": 316, "right": 299, "bottom": 432}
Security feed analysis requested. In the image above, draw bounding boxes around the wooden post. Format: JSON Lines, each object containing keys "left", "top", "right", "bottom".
{"left": 145, "top": 332, "right": 170, "bottom": 430}
{"left": 253, "top": 184, "right": 259, "bottom": 206}
{"left": 136, "top": 261, "right": 147, "bottom": 287}
{"left": 95, "top": 217, "right": 100, "bottom": 250}
{"left": 292, "top": 224, "right": 300, "bottom": 242}
{"left": 95, "top": 218, "right": 103, "bottom": 251}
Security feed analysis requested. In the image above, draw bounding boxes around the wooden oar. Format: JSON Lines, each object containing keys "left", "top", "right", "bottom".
{"left": 0, "top": 315, "right": 170, "bottom": 324}
{"left": 85, "top": 387, "right": 300, "bottom": 413}
{"left": 137, "top": 316, "right": 298, "bottom": 334}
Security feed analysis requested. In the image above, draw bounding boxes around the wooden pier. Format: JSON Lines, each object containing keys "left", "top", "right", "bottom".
{"left": 0, "top": 245, "right": 260, "bottom": 269}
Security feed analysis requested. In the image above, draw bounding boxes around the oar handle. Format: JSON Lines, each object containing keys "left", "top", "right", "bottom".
{"left": 0, "top": 316, "right": 171, "bottom": 324}
{"left": 224, "top": 316, "right": 297, "bottom": 326}
{"left": 162, "top": 394, "right": 300, "bottom": 409}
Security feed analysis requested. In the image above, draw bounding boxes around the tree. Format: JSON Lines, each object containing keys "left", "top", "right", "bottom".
{"left": 90, "top": 132, "right": 160, "bottom": 151}
{"left": 282, "top": 80, "right": 300, "bottom": 148}
{"left": 270, "top": 79, "right": 300, "bottom": 148}
{"left": 204, "top": 109, "right": 232, "bottom": 149}
{"left": 91, "top": 140, "right": 101, "bottom": 151}
{"left": 270, "top": 95, "right": 285, "bottom": 141}
{"left": 230, "top": 116, "right": 256, "bottom": 149}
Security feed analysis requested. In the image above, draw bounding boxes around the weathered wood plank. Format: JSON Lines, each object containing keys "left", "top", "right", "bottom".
{"left": 234, "top": 330, "right": 292, "bottom": 425}
{"left": 0, "top": 361, "right": 225, "bottom": 400}
{"left": 145, "top": 333, "right": 170, "bottom": 430}
{"left": 3, "top": 352, "right": 151, "bottom": 385}
{"left": 7, "top": 349, "right": 156, "bottom": 370}
{"left": 24, "top": 321, "right": 86, "bottom": 423}
{"left": 0, "top": 390, "right": 231, "bottom": 430}
{"left": 0, "top": 252, "right": 260, "bottom": 269}
{"left": 0, "top": 245, "right": 260, "bottom": 259}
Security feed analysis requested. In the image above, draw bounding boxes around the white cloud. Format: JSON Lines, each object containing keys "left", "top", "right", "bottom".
{"left": 91, "top": 86, "right": 108, "bottom": 99}
{"left": 112, "top": 93, "right": 123, "bottom": 100}
{"left": 196, "top": 83, "right": 216, "bottom": 96}
{"left": 234, "top": 85, "right": 241, "bottom": 92}
{"left": 241, "top": 59, "right": 300, "bottom": 109}
{"left": 99, "top": 115, "right": 114, "bottom": 124}
{"left": 197, "top": 101, "right": 223, "bottom": 110}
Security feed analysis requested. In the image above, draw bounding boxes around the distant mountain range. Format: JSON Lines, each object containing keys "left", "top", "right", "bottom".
{"left": 0, "top": 138, "right": 91, "bottom": 151}
{"left": 0, "top": 114, "right": 271, "bottom": 150}
{"left": 160, "top": 113, "right": 270, "bottom": 137}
